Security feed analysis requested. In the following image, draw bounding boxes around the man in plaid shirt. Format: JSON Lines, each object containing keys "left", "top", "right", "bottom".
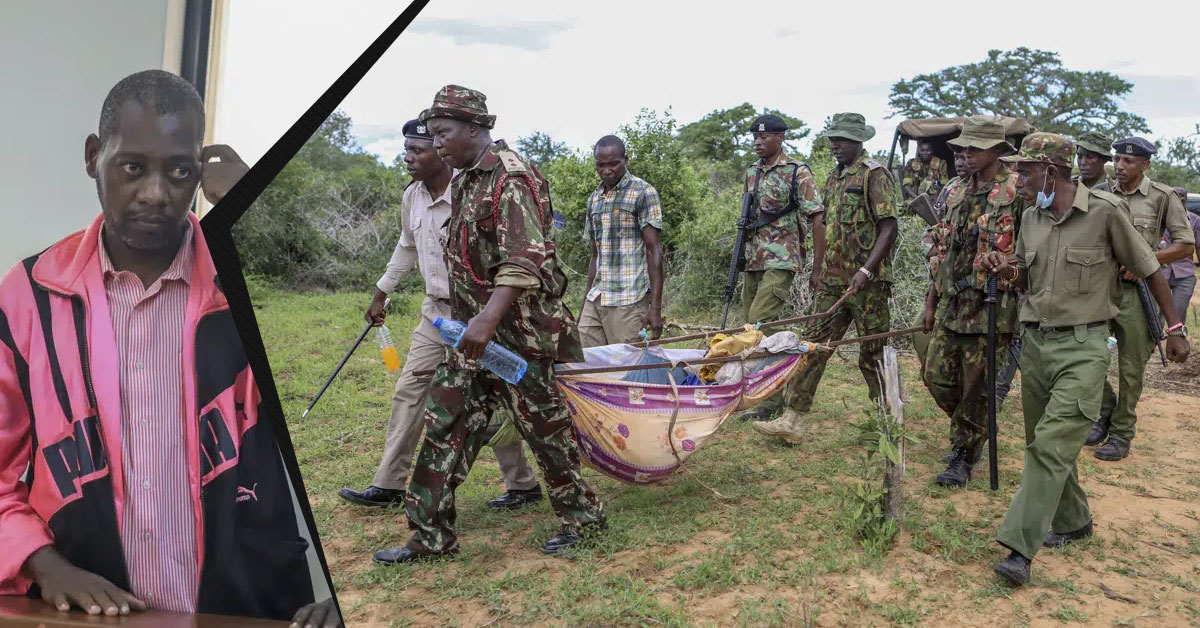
{"left": 581, "top": 135, "right": 664, "bottom": 345}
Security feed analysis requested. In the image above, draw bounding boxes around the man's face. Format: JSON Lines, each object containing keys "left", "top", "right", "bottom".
{"left": 403, "top": 138, "right": 445, "bottom": 181}
{"left": 963, "top": 145, "right": 1001, "bottom": 175}
{"left": 752, "top": 132, "right": 784, "bottom": 160}
{"left": 85, "top": 100, "right": 202, "bottom": 253}
{"left": 829, "top": 138, "right": 862, "bottom": 166}
{"left": 952, "top": 149, "right": 970, "bottom": 178}
{"left": 428, "top": 118, "right": 477, "bottom": 170}
{"left": 917, "top": 142, "right": 933, "bottom": 162}
{"left": 1076, "top": 149, "right": 1108, "bottom": 182}
{"left": 594, "top": 145, "right": 626, "bottom": 188}
{"left": 1114, "top": 154, "right": 1150, "bottom": 187}
{"left": 1014, "top": 162, "right": 1052, "bottom": 205}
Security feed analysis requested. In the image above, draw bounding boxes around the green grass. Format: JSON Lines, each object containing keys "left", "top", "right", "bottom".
{"left": 254, "top": 281, "right": 1200, "bottom": 627}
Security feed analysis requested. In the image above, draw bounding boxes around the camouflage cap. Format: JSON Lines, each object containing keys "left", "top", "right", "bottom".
{"left": 818, "top": 112, "right": 875, "bottom": 143}
{"left": 1075, "top": 131, "right": 1113, "bottom": 159}
{"left": 947, "top": 116, "right": 1014, "bottom": 152}
{"left": 418, "top": 84, "right": 496, "bottom": 129}
{"left": 1000, "top": 132, "right": 1074, "bottom": 168}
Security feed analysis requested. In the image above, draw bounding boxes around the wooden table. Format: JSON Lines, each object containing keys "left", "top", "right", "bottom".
{"left": 0, "top": 597, "right": 291, "bottom": 627}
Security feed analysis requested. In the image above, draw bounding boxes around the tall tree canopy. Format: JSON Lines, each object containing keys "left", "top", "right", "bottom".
{"left": 517, "top": 130, "right": 571, "bottom": 167}
{"left": 678, "top": 103, "right": 809, "bottom": 169}
{"left": 888, "top": 47, "right": 1150, "bottom": 138}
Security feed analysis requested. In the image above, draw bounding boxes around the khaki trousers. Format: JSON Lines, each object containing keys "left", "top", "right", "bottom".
{"left": 372, "top": 298, "right": 537, "bottom": 492}
{"left": 579, "top": 293, "right": 650, "bottom": 347}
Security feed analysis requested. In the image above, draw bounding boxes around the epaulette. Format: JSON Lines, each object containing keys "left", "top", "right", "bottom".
{"left": 865, "top": 158, "right": 884, "bottom": 170}
{"left": 1089, "top": 187, "right": 1124, "bottom": 209}
{"left": 1149, "top": 179, "right": 1178, "bottom": 197}
{"left": 495, "top": 149, "right": 527, "bottom": 174}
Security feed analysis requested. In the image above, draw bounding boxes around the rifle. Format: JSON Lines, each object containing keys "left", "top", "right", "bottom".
{"left": 1134, "top": 278, "right": 1168, "bottom": 366}
{"left": 908, "top": 192, "right": 940, "bottom": 227}
{"left": 720, "top": 169, "right": 764, "bottom": 328}
{"left": 985, "top": 273, "right": 999, "bottom": 491}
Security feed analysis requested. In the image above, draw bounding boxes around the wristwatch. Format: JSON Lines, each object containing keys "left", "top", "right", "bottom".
{"left": 857, "top": 266, "right": 876, "bottom": 281}
{"left": 1166, "top": 323, "right": 1188, "bottom": 338}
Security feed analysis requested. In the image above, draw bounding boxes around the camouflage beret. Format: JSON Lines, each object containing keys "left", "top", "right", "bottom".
{"left": 402, "top": 118, "right": 432, "bottom": 140}
{"left": 750, "top": 114, "right": 787, "bottom": 133}
{"left": 1001, "top": 132, "right": 1074, "bottom": 168}
{"left": 419, "top": 84, "right": 496, "bottom": 129}
{"left": 1111, "top": 137, "right": 1156, "bottom": 158}
{"left": 1075, "top": 131, "right": 1113, "bottom": 158}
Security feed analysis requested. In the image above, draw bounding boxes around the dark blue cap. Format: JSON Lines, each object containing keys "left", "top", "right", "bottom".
{"left": 750, "top": 114, "right": 788, "bottom": 134}
{"left": 1111, "top": 137, "right": 1156, "bottom": 158}
{"left": 402, "top": 119, "right": 432, "bottom": 140}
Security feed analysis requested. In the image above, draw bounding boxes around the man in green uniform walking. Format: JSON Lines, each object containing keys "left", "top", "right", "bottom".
{"left": 920, "top": 117, "right": 1026, "bottom": 488}
{"left": 981, "top": 133, "right": 1189, "bottom": 586}
{"left": 754, "top": 113, "right": 897, "bottom": 442}
{"left": 737, "top": 114, "right": 823, "bottom": 421}
{"left": 373, "top": 85, "right": 605, "bottom": 564}
{"left": 1087, "top": 137, "right": 1195, "bottom": 460}
{"left": 1074, "top": 131, "right": 1114, "bottom": 190}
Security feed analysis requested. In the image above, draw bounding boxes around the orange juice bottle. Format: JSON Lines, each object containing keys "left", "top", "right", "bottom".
{"left": 376, "top": 325, "right": 401, "bottom": 372}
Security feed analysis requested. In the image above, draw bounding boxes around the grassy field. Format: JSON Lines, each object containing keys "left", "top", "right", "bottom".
{"left": 251, "top": 280, "right": 1200, "bottom": 628}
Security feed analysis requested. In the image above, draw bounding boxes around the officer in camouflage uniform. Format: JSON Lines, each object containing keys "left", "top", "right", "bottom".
{"left": 738, "top": 114, "right": 823, "bottom": 421}
{"left": 902, "top": 139, "right": 949, "bottom": 200}
{"left": 920, "top": 116, "right": 1026, "bottom": 487}
{"left": 1074, "top": 131, "right": 1114, "bottom": 190}
{"left": 982, "top": 133, "right": 1188, "bottom": 586}
{"left": 374, "top": 85, "right": 605, "bottom": 564}
{"left": 1087, "top": 137, "right": 1195, "bottom": 460}
{"left": 754, "top": 113, "right": 898, "bottom": 442}
{"left": 914, "top": 146, "right": 972, "bottom": 367}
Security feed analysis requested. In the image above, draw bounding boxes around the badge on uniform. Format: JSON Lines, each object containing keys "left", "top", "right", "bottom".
{"left": 757, "top": 123, "right": 765, "bottom": 132}
{"left": 417, "top": 124, "right": 426, "bottom": 135}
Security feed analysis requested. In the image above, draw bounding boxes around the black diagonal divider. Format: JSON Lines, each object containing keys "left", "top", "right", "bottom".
{"left": 199, "top": 0, "right": 429, "bottom": 617}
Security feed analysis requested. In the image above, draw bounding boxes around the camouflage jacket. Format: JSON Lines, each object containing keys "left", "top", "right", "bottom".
{"left": 932, "top": 165, "right": 1025, "bottom": 334}
{"left": 902, "top": 156, "right": 948, "bottom": 196}
{"left": 920, "top": 177, "right": 962, "bottom": 262}
{"left": 444, "top": 140, "right": 584, "bottom": 367}
{"left": 743, "top": 155, "right": 822, "bottom": 272}
{"left": 820, "top": 151, "right": 898, "bottom": 286}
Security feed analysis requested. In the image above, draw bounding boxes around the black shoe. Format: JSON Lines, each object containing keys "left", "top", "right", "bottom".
{"left": 1043, "top": 521, "right": 1094, "bottom": 548}
{"left": 935, "top": 450, "right": 973, "bottom": 488}
{"left": 738, "top": 406, "right": 774, "bottom": 422}
{"left": 993, "top": 550, "right": 1031, "bottom": 586}
{"left": 1094, "top": 436, "right": 1130, "bottom": 461}
{"left": 372, "top": 545, "right": 456, "bottom": 565}
{"left": 339, "top": 485, "right": 405, "bottom": 508}
{"left": 541, "top": 521, "right": 606, "bottom": 555}
{"left": 1084, "top": 421, "right": 1109, "bottom": 447}
{"left": 486, "top": 486, "right": 544, "bottom": 510}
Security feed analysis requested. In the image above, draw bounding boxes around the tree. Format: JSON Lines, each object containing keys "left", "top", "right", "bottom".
{"left": 517, "top": 130, "right": 570, "bottom": 167}
{"left": 888, "top": 48, "right": 1150, "bottom": 138}
{"left": 678, "top": 103, "right": 810, "bottom": 170}
{"left": 1150, "top": 124, "right": 1200, "bottom": 189}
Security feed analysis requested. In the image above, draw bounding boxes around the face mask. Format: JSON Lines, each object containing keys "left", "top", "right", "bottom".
{"left": 1036, "top": 167, "right": 1056, "bottom": 208}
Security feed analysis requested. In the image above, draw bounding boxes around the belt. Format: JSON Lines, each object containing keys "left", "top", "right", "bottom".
{"left": 1023, "top": 321, "right": 1106, "bottom": 333}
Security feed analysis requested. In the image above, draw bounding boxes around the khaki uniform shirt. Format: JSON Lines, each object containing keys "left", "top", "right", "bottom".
{"left": 378, "top": 178, "right": 454, "bottom": 302}
{"left": 1099, "top": 175, "right": 1195, "bottom": 250}
{"left": 1016, "top": 183, "right": 1160, "bottom": 327}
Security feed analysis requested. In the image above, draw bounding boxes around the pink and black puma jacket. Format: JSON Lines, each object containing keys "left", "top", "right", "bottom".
{"left": 0, "top": 213, "right": 314, "bottom": 620}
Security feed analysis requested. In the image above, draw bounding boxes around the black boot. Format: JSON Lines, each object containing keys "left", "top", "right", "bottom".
{"left": 1084, "top": 420, "right": 1109, "bottom": 447}
{"left": 541, "top": 521, "right": 606, "bottom": 556}
{"left": 935, "top": 449, "right": 973, "bottom": 488}
{"left": 1093, "top": 436, "right": 1130, "bottom": 461}
{"left": 338, "top": 485, "right": 405, "bottom": 508}
{"left": 486, "top": 485, "right": 544, "bottom": 510}
{"left": 993, "top": 550, "right": 1031, "bottom": 586}
{"left": 1043, "top": 521, "right": 1094, "bottom": 548}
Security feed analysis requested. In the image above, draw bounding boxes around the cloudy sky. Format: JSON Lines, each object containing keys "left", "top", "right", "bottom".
{"left": 214, "top": 0, "right": 1200, "bottom": 166}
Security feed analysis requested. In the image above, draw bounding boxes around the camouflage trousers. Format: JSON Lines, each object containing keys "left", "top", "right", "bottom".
{"left": 404, "top": 360, "right": 605, "bottom": 554}
{"left": 922, "top": 326, "right": 1011, "bottom": 458}
{"left": 784, "top": 281, "right": 891, "bottom": 412}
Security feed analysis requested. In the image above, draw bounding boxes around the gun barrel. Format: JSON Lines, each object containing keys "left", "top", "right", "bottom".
{"left": 1135, "top": 278, "right": 1168, "bottom": 366}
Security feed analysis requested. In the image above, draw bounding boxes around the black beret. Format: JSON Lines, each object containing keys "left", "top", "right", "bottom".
{"left": 750, "top": 114, "right": 787, "bottom": 134}
{"left": 402, "top": 119, "right": 432, "bottom": 140}
{"left": 1111, "top": 137, "right": 1156, "bottom": 158}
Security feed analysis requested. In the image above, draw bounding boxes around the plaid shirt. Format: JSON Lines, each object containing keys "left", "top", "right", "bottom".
{"left": 583, "top": 171, "right": 663, "bottom": 306}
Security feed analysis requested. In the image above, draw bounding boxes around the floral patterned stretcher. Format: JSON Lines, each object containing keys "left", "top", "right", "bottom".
{"left": 553, "top": 343, "right": 815, "bottom": 485}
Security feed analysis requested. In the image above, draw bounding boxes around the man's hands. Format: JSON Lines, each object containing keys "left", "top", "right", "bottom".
{"left": 1166, "top": 335, "right": 1190, "bottom": 363}
{"left": 646, "top": 305, "right": 663, "bottom": 340}
{"left": 291, "top": 597, "right": 344, "bottom": 628}
{"left": 1118, "top": 266, "right": 1138, "bottom": 282}
{"left": 459, "top": 312, "right": 502, "bottom": 360}
{"left": 845, "top": 269, "right": 871, "bottom": 297}
{"left": 200, "top": 144, "right": 249, "bottom": 205}
{"left": 365, "top": 290, "right": 389, "bottom": 326}
{"left": 27, "top": 547, "right": 146, "bottom": 616}
{"left": 808, "top": 268, "right": 822, "bottom": 295}
{"left": 979, "top": 252, "right": 1009, "bottom": 274}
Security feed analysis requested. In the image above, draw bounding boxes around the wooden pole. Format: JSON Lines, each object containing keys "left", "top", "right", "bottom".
{"left": 881, "top": 346, "right": 905, "bottom": 523}
{"left": 647, "top": 292, "right": 851, "bottom": 347}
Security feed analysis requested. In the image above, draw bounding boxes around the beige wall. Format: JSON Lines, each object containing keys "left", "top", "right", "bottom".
{"left": 0, "top": 1, "right": 178, "bottom": 271}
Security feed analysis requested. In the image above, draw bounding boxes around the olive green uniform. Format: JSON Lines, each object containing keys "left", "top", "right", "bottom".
{"left": 1094, "top": 175, "right": 1194, "bottom": 443}
{"left": 996, "top": 182, "right": 1160, "bottom": 560}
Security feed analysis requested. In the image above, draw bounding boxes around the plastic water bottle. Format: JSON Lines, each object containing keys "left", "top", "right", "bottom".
{"left": 1107, "top": 336, "right": 1118, "bottom": 354}
{"left": 433, "top": 317, "right": 528, "bottom": 384}
{"left": 377, "top": 325, "right": 401, "bottom": 372}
